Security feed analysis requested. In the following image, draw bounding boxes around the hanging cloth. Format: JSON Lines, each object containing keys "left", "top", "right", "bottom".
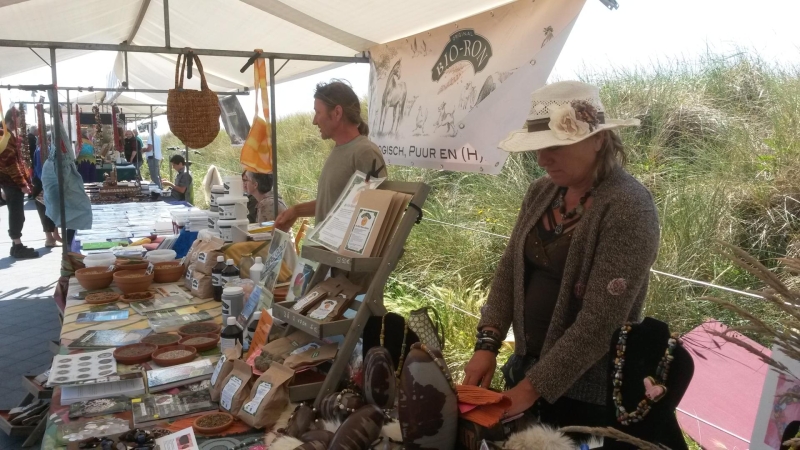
{"left": 0, "top": 95, "right": 10, "bottom": 155}
{"left": 240, "top": 51, "right": 274, "bottom": 174}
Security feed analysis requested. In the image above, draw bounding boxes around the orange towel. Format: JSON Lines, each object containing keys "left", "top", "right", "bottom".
{"left": 456, "top": 385, "right": 511, "bottom": 428}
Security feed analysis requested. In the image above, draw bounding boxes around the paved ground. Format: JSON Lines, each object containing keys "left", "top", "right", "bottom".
{"left": 0, "top": 199, "right": 63, "bottom": 449}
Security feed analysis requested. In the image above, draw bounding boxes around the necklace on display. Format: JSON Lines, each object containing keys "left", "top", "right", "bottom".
{"left": 612, "top": 324, "right": 681, "bottom": 425}
{"left": 551, "top": 187, "right": 594, "bottom": 235}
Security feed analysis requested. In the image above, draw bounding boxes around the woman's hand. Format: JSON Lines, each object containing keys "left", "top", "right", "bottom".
{"left": 463, "top": 350, "right": 497, "bottom": 388}
{"left": 504, "top": 378, "right": 540, "bottom": 417}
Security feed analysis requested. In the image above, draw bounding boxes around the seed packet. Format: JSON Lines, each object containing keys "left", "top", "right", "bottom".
{"left": 210, "top": 343, "right": 242, "bottom": 402}
{"left": 218, "top": 359, "right": 253, "bottom": 415}
{"left": 283, "top": 343, "right": 338, "bottom": 370}
{"left": 237, "top": 363, "right": 294, "bottom": 429}
{"left": 261, "top": 330, "right": 320, "bottom": 363}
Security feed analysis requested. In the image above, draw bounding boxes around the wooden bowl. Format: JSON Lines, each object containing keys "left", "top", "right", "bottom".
{"left": 178, "top": 333, "right": 220, "bottom": 352}
{"left": 178, "top": 322, "right": 221, "bottom": 337}
{"left": 113, "top": 343, "right": 158, "bottom": 365}
{"left": 193, "top": 412, "right": 234, "bottom": 435}
{"left": 85, "top": 292, "right": 121, "bottom": 305}
{"left": 113, "top": 270, "right": 154, "bottom": 295}
{"left": 141, "top": 333, "right": 182, "bottom": 348}
{"left": 153, "top": 261, "right": 185, "bottom": 283}
{"left": 151, "top": 345, "right": 198, "bottom": 366}
{"left": 75, "top": 267, "right": 114, "bottom": 291}
{"left": 120, "top": 291, "right": 155, "bottom": 303}
{"left": 115, "top": 259, "right": 149, "bottom": 271}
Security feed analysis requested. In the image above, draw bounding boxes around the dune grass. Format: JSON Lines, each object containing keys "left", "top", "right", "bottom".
{"left": 164, "top": 52, "right": 800, "bottom": 385}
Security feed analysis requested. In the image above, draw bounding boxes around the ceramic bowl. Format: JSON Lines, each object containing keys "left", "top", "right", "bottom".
{"left": 141, "top": 333, "right": 182, "bottom": 348}
{"left": 113, "top": 269, "right": 154, "bottom": 294}
{"left": 75, "top": 267, "right": 115, "bottom": 290}
{"left": 120, "top": 291, "right": 155, "bottom": 303}
{"left": 84, "top": 292, "right": 121, "bottom": 305}
{"left": 114, "top": 259, "right": 149, "bottom": 271}
{"left": 178, "top": 322, "right": 221, "bottom": 337}
{"left": 151, "top": 345, "right": 198, "bottom": 366}
{"left": 178, "top": 333, "right": 220, "bottom": 352}
{"left": 113, "top": 343, "right": 158, "bottom": 365}
{"left": 153, "top": 261, "right": 185, "bottom": 283}
{"left": 193, "top": 412, "right": 234, "bottom": 435}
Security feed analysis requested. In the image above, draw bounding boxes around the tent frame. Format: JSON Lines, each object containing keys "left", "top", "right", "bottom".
{"left": 0, "top": 26, "right": 369, "bottom": 256}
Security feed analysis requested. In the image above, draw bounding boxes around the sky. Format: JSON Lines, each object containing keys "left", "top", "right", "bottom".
{"left": 1, "top": 0, "right": 798, "bottom": 135}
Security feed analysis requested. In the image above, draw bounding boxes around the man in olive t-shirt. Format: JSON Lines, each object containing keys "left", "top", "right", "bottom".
{"left": 275, "top": 81, "right": 386, "bottom": 230}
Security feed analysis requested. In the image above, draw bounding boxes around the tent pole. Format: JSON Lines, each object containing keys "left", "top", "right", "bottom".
{"left": 49, "top": 48, "right": 68, "bottom": 257}
{"left": 124, "top": 51, "right": 129, "bottom": 87}
{"left": 149, "top": 106, "right": 157, "bottom": 188}
{"left": 66, "top": 91, "right": 72, "bottom": 145}
{"left": 163, "top": 0, "right": 171, "bottom": 48}
{"left": 268, "top": 57, "right": 279, "bottom": 220}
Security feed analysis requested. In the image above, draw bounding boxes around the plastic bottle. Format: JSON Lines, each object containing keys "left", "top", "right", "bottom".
{"left": 242, "top": 311, "right": 262, "bottom": 352}
{"left": 220, "top": 259, "right": 240, "bottom": 288}
{"left": 249, "top": 257, "right": 264, "bottom": 283}
{"left": 219, "top": 317, "right": 242, "bottom": 351}
{"left": 211, "top": 256, "right": 226, "bottom": 302}
{"left": 221, "top": 286, "right": 244, "bottom": 325}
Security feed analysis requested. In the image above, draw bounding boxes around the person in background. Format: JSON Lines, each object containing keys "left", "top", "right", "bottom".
{"left": 31, "top": 135, "right": 61, "bottom": 247}
{"left": 123, "top": 130, "right": 142, "bottom": 180}
{"left": 245, "top": 171, "right": 287, "bottom": 224}
{"left": 463, "top": 81, "right": 658, "bottom": 427}
{"left": 0, "top": 106, "right": 39, "bottom": 258}
{"left": 143, "top": 127, "right": 162, "bottom": 188}
{"left": 242, "top": 171, "right": 258, "bottom": 224}
{"left": 75, "top": 130, "right": 95, "bottom": 183}
{"left": 162, "top": 154, "right": 192, "bottom": 202}
{"left": 274, "top": 80, "right": 386, "bottom": 231}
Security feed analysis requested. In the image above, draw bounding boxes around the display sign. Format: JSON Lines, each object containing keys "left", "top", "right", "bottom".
{"left": 368, "top": 0, "right": 585, "bottom": 174}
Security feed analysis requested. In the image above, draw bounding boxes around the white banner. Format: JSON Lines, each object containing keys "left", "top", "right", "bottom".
{"left": 368, "top": 0, "right": 586, "bottom": 174}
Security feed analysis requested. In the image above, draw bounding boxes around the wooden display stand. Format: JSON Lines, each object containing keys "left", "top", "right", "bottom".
{"left": 272, "top": 181, "right": 430, "bottom": 407}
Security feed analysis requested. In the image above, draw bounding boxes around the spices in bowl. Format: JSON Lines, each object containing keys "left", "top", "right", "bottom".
{"left": 151, "top": 345, "right": 197, "bottom": 366}
{"left": 141, "top": 333, "right": 181, "bottom": 348}
{"left": 178, "top": 333, "right": 219, "bottom": 352}
{"left": 193, "top": 412, "right": 234, "bottom": 434}
{"left": 113, "top": 269, "right": 154, "bottom": 295}
{"left": 153, "top": 261, "right": 185, "bottom": 283}
{"left": 113, "top": 343, "right": 158, "bottom": 365}
{"left": 121, "top": 291, "right": 155, "bottom": 303}
{"left": 76, "top": 267, "right": 114, "bottom": 290}
{"left": 85, "top": 292, "right": 121, "bottom": 305}
{"left": 178, "top": 322, "right": 221, "bottom": 337}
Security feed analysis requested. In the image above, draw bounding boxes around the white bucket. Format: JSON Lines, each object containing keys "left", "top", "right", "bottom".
{"left": 222, "top": 176, "right": 244, "bottom": 197}
{"left": 145, "top": 249, "right": 177, "bottom": 262}
{"left": 207, "top": 211, "right": 220, "bottom": 230}
{"left": 217, "top": 196, "right": 249, "bottom": 220}
{"left": 217, "top": 219, "right": 249, "bottom": 243}
{"left": 210, "top": 185, "right": 227, "bottom": 211}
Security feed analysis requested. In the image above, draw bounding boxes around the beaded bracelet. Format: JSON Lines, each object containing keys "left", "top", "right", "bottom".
{"left": 474, "top": 341, "right": 500, "bottom": 354}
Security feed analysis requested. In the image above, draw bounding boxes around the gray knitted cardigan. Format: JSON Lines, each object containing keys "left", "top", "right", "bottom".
{"left": 478, "top": 165, "right": 660, "bottom": 405}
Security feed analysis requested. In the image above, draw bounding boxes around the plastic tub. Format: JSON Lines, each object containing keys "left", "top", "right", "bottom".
{"left": 210, "top": 185, "right": 227, "bottom": 210}
{"left": 217, "top": 196, "right": 249, "bottom": 221}
{"left": 83, "top": 253, "right": 116, "bottom": 268}
{"left": 207, "top": 211, "right": 219, "bottom": 230}
{"left": 222, "top": 176, "right": 243, "bottom": 197}
{"left": 217, "top": 219, "right": 249, "bottom": 243}
{"left": 145, "top": 249, "right": 177, "bottom": 263}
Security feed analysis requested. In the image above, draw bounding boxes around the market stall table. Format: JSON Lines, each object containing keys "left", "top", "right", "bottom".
{"left": 39, "top": 278, "right": 269, "bottom": 449}
{"left": 96, "top": 164, "right": 137, "bottom": 182}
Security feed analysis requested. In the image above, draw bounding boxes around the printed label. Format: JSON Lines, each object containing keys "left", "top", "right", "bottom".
{"left": 219, "top": 337, "right": 236, "bottom": 351}
{"left": 289, "top": 342, "right": 320, "bottom": 356}
{"left": 222, "top": 299, "right": 230, "bottom": 316}
{"left": 242, "top": 382, "right": 273, "bottom": 415}
{"left": 292, "top": 291, "right": 322, "bottom": 311}
{"left": 309, "top": 299, "right": 338, "bottom": 320}
{"left": 210, "top": 355, "right": 227, "bottom": 385}
{"left": 344, "top": 208, "right": 379, "bottom": 255}
{"left": 185, "top": 267, "right": 193, "bottom": 281}
{"left": 220, "top": 227, "right": 231, "bottom": 242}
{"left": 191, "top": 278, "right": 199, "bottom": 290}
{"left": 220, "top": 376, "right": 242, "bottom": 411}
{"left": 198, "top": 252, "right": 208, "bottom": 263}
{"left": 212, "top": 273, "right": 222, "bottom": 287}
{"left": 179, "top": 257, "right": 186, "bottom": 266}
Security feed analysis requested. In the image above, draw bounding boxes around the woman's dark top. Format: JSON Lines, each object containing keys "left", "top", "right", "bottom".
{"left": 124, "top": 137, "right": 142, "bottom": 164}
{"left": 523, "top": 209, "right": 577, "bottom": 357}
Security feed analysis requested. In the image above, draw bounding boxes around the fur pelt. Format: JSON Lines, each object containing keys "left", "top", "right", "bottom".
{"left": 268, "top": 435, "right": 303, "bottom": 450}
{"left": 201, "top": 164, "right": 223, "bottom": 203}
{"left": 504, "top": 425, "right": 576, "bottom": 450}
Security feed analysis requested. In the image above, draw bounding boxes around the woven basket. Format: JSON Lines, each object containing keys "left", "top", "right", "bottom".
{"left": 167, "top": 53, "right": 220, "bottom": 149}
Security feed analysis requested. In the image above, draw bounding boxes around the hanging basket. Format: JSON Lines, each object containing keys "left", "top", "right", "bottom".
{"left": 167, "top": 52, "right": 220, "bottom": 149}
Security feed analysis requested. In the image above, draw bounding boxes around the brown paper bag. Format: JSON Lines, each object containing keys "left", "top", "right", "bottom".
{"left": 210, "top": 344, "right": 242, "bottom": 402}
{"left": 237, "top": 363, "right": 295, "bottom": 429}
{"left": 306, "top": 281, "right": 361, "bottom": 322}
{"left": 188, "top": 236, "right": 225, "bottom": 275}
{"left": 291, "top": 278, "right": 344, "bottom": 315}
{"left": 191, "top": 272, "right": 214, "bottom": 299}
{"left": 261, "top": 330, "right": 320, "bottom": 362}
{"left": 184, "top": 264, "right": 196, "bottom": 290}
{"left": 218, "top": 359, "right": 253, "bottom": 415}
{"left": 283, "top": 343, "right": 338, "bottom": 370}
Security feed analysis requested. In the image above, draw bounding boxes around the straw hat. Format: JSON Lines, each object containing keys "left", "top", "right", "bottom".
{"left": 498, "top": 81, "right": 639, "bottom": 153}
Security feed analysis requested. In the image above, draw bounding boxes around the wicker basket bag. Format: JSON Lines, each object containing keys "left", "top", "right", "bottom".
{"left": 167, "top": 52, "right": 220, "bottom": 149}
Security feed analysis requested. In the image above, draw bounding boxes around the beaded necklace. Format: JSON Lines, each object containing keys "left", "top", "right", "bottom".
{"left": 612, "top": 323, "right": 680, "bottom": 425}
{"left": 551, "top": 187, "right": 594, "bottom": 235}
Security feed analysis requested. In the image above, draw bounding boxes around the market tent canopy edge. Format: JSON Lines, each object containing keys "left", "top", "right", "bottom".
{"left": 0, "top": 0, "right": 519, "bottom": 95}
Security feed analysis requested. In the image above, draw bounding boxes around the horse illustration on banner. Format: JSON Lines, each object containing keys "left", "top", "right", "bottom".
{"left": 379, "top": 59, "right": 408, "bottom": 135}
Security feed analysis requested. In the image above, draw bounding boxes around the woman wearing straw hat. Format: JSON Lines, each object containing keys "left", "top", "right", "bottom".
{"left": 463, "top": 81, "right": 660, "bottom": 426}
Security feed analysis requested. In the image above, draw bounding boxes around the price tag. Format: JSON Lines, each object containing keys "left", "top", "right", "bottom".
{"left": 106, "top": 264, "right": 116, "bottom": 272}
{"left": 145, "top": 262, "right": 154, "bottom": 275}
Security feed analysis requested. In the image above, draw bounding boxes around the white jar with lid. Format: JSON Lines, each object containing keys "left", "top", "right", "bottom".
{"left": 210, "top": 185, "right": 227, "bottom": 212}
{"left": 217, "top": 196, "right": 249, "bottom": 221}
{"left": 222, "top": 176, "right": 244, "bottom": 197}
{"left": 217, "top": 219, "right": 249, "bottom": 243}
